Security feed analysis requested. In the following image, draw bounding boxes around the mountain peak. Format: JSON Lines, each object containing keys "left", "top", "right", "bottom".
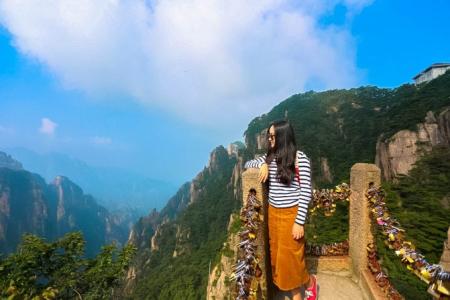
{"left": 0, "top": 151, "right": 23, "bottom": 170}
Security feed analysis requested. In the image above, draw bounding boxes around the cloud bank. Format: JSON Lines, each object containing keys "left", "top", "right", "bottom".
{"left": 0, "top": 0, "right": 370, "bottom": 127}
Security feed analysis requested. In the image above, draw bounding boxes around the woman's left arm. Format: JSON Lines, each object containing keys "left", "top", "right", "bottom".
{"left": 294, "top": 151, "right": 312, "bottom": 225}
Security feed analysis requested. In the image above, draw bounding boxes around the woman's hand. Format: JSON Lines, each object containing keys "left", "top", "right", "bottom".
{"left": 292, "top": 223, "right": 304, "bottom": 240}
{"left": 259, "top": 163, "right": 268, "bottom": 183}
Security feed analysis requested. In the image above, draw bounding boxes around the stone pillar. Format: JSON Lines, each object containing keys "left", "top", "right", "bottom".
{"left": 440, "top": 227, "right": 450, "bottom": 272}
{"left": 241, "top": 168, "right": 270, "bottom": 299}
{"left": 349, "top": 163, "right": 381, "bottom": 282}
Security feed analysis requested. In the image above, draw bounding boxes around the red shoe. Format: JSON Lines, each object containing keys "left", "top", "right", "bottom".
{"left": 305, "top": 274, "right": 317, "bottom": 300}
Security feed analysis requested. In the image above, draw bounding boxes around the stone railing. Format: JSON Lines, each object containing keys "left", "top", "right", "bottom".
{"left": 240, "top": 163, "right": 387, "bottom": 299}
{"left": 349, "top": 164, "right": 386, "bottom": 300}
{"left": 239, "top": 168, "right": 271, "bottom": 299}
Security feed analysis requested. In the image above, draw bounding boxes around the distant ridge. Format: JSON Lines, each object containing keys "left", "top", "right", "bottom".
{"left": 3, "top": 147, "right": 177, "bottom": 214}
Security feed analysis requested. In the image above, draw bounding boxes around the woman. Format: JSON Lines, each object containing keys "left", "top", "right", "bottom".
{"left": 244, "top": 120, "right": 317, "bottom": 300}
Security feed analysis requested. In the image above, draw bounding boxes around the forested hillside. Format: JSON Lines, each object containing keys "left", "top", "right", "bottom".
{"left": 129, "top": 146, "right": 241, "bottom": 299}
{"left": 245, "top": 71, "right": 450, "bottom": 186}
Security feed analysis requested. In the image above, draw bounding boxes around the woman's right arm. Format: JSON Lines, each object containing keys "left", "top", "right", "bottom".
{"left": 244, "top": 154, "right": 267, "bottom": 169}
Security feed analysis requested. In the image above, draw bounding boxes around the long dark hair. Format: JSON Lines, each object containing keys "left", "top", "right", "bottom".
{"left": 265, "top": 120, "right": 297, "bottom": 185}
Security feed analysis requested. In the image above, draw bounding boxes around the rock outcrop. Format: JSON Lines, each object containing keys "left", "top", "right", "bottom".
{"left": 0, "top": 151, "right": 23, "bottom": 170}
{"left": 172, "top": 224, "right": 191, "bottom": 257}
{"left": 319, "top": 156, "right": 333, "bottom": 183}
{"left": 125, "top": 145, "right": 239, "bottom": 297}
{"left": 227, "top": 141, "right": 245, "bottom": 158}
{"left": 230, "top": 155, "right": 244, "bottom": 200}
{"left": 256, "top": 129, "right": 268, "bottom": 151}
{"left": 0, "top": 169, "right": 128, "bottom": 256}
{"left": 376, "top": 108, "right": 450, "bottom": 180}
{"left": 206, "top": 214, "right": 240, "bottom": 299}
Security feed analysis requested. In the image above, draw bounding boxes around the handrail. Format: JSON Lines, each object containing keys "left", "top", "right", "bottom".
{"left": 310, "top": 183, "right": 351, "bottom": 217}
{"left": 231, "top": 190, "right": 265, "bottom": 300}
{"left": 367, "top": 184, "right": 450, "bottom": 298}
{"left": 234, "top": 165, "right": 449, "bottom": 299}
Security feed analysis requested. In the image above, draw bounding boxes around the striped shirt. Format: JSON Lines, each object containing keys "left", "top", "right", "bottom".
{"left": 244, "top": 150, "right": 312, "bottom": 225}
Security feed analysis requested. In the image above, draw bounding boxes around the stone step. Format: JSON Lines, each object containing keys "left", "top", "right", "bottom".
{"left": 274, "top": 273, "right": 365, "bottom": 300}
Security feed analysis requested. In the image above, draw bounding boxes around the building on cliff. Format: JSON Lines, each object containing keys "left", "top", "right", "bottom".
{"left": 413, "top": 63, "right": 450, "bottom": 85}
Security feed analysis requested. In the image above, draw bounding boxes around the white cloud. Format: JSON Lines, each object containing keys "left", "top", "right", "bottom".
{"left": 91, "top": 136, "right": 112, "bottom": 145}
{"left": 39, "top": 117, "right": 57, "bottom": 135}
{"left": 0, "top": 0, "right": 370, "bottom": 128}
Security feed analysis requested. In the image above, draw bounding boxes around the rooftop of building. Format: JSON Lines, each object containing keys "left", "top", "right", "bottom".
{"left": 413, "top": 62, "right": 450, "bottom": 80}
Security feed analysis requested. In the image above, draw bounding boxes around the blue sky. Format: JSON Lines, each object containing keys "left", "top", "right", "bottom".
{"left": 0, "top": 0, "right": 449, "bottom": 186}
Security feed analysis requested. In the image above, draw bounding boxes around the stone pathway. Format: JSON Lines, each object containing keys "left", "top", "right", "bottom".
{"left": 275, "top": 273, "right": 365, "bottom": 300}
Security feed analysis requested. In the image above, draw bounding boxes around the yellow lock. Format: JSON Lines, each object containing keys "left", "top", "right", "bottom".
{"left": 420, "top": 268, "right": 431, "bottom": 280}
{"left": 437, "top": 281, "right": 450, "bottom": 296}
{"left": 395, "top": 248, "right": 406, "bottom": 256}
{"left": 249, "top": 233, "right": 256, "bottom": 239}
{"left": 389, "top": 233, "right": 395, "bottom": 241}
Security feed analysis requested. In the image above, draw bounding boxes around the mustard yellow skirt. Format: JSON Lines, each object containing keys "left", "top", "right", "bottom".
{"left": 268, "top": 204, "right": 310, "bottom": 291}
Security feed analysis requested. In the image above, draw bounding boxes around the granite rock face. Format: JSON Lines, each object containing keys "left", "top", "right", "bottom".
{"left": 125, "top": 145, "right": 239, "bottom": 295}
{"left": 376, "top": 108, "right": 450, "bottom": 180}
{"left": 0, "top": 169, "right": 128, "bottom": 256}
{"left": 206, "top": 214, "right": 240, "bottom": 299}
{"left": 319, "top": 156, "right": 333, "bottom": 183}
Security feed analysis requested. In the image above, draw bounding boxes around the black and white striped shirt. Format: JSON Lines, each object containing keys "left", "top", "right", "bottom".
{"left": 244, "top": 150, "right": 312, "bottom": 225}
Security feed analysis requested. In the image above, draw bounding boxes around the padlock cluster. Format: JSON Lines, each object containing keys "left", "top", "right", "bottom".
{"left": 367, "top": 242, "right": 403, "bottom": 299}
{"left": 231, "top": 191, "right": 263, "bottom": 300}
{"left": 310, "top": 183, "right": 351, "bottom": 217}
{"left": 366, "top": 185, "right": 450, "bottom": 298}
{"left": 306, "top": 240, "right": 349, "bottom": 256}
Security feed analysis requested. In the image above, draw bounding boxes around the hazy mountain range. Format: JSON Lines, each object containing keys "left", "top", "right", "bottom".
{"left": 3, "top": 147, "right": 178, "bottom": 215}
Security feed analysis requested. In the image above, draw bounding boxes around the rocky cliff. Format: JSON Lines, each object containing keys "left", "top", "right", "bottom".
{"left": 127, "top": 145, "right": 240, "bottom": 298}
{"left": 206, "top": 214, "right": 240, "bottom": 299}
{"left": 0, "top": 152, "right": 23, "bottom": 170}
{"left": 0, "top": 168, "right": 51, "bottom": 253}
{"left": 50, "top": 175, "right": 129, "bottom": 255}
{"left": 128, "top": 182, "right": 191, "bottom": 251}
{"left": 5, "top": 148, "right": 177, "bottom": 215}
{"left": 0, "top": 160, "right": 128, "bottom": 256}
{"left": 375, "top": 108, "right": 450, "bottom": 180}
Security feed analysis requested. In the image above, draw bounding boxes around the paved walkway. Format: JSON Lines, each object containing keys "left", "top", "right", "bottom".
{"left": 275, "top": 273, "right": 365, "bottom": 300}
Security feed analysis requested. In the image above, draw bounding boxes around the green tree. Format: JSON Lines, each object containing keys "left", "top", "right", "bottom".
{"left": 0, "top": 231, "right": 136, "bottom": 299}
